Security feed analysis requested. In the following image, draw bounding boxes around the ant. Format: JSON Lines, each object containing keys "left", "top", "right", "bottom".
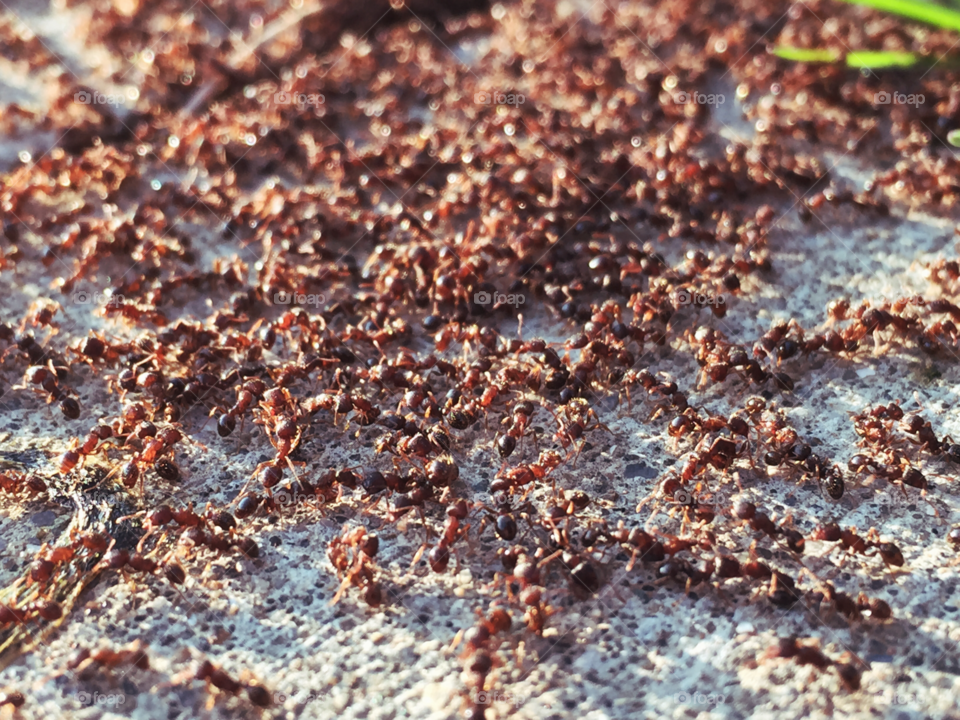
{"left": 552, "top": 398, "right": 611, "bottom": 461}
{"left": 847, "top": 450, "right": 941, "bottom": 514}
{"left": 327, "top": 524, "right": 383, "bottom": 607}
{"left": 0, "top": 470, "right": 47, "bottom": 496}
{"left": 18, "top": 362, "right": 81, "bottom": 421}
{"left": 811, "top": 582, "right": 892, "bottom": 622}
{"left": 211, "top": 378, "right": 263, "bottom": 438}
{"left": 66, "top": 640, "right": 150, "bottom": 675}
{"left": 97, "top": 421, "right": 190, "bottom": 495}
{"left": 411, "top": 500, "right": 472, "bottom": 573}
{"left": 533, "top": 490, "right": 591, "bottom": 547}
{"left": 731, "top": 501, "right": 805, "bottom": 554}
{"left": 453, "top": 605, "right": 513, "bottom": 720}
{"left": 172, "top": 659, "right": 272, "bottom": 708}
{"left": 636, "top": 474, "right": 725, "bottom": 527}
{"left": 20, "top": 300, "right": 61, "bottom": 334}
{"left": 491, "top": 449, "right": 564, "bottom": 497}
{"left": 494, "top": 399, "right": 540, "bottom": 459}
{"left": 897, "top": 409, "right": 960, "bottom": 463}
{"left": 0, "top": 691, "right": 24, "bottom": 710}
{"left": 67, "top": 332, "right": 133, "bottom": 368}
{"left": 246, "top": 398, "right": 304, "bottom": 492}
{"left": 809, "top": 524, "right": 905, "bottom": 571}
{"left": 475, "top": 496, "right": 529, "bottom": 544}
{"left": 849, "top": 401, "right": 904, "bottom": 448}
{"left": 763, "top": 636, "right": 863, "bottom": 691}
{"left": 506, "top": 552, "right": 554, "bottom": 634}
{"left": 101, "top": 297, "right": 168, "bottom": 326}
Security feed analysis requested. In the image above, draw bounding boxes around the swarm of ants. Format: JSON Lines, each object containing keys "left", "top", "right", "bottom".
{"left": 0, "top": 0, "right": 959, "bottom": 716}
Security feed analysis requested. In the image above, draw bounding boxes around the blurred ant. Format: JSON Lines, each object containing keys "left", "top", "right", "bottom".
{"left": 763, "top": 636, "right": 863, "bottom": 691}
{"left": 169, "top": 658, "right": 271, "bottom": 709}
{"left": 504, "top": 552, "right": 554, "bottom": 634}
{"left": 327, "top": 524, "right": 383, "bottom": 608}
{"left": 452, "top": 605, "right": 512, "bottom": 720}
{"left": 65, "top": 640, "right": 150, "bottom": 676}
{"left": 810, "top": 582, "right": 892, "bottom": 622}
{"left": 20, "top": 300, "right": 61, "bottom": 334}
{"left": 67, "top": 332, "right": 133, "bottom": 368}
{"left": 0, "top": 470, "right": 48, "bottom": 495}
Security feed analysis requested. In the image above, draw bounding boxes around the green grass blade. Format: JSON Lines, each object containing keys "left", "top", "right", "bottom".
{"left": 839, "top": 0, "right": 960, "bottom": 33}
{"left": 845, "top": 50, "right": 920, "bottom": 66}
{"left": 773, "top": 46, "right": 921, "bottom": 67}
{"left": 773, "top": 47, "right": 842, "bottom": 62}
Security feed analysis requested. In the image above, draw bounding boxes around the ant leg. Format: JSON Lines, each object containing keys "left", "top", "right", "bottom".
{"left": 362, "top": 497, "right": 384, "bottom": 515}
{"left": 536, "top": 549, "right": 564, "bottom": 569}
{"left": 138, "top": 467, "right": 149, "bottom": 508}
{"left": 329, "top": 575, "right": 354, "bottom": 606}
{"left": 710, "top": 580, "right": 736, "bottom": 605}
{"left": 590, "top": 421, "right": 614, "bottom": 436}
{"left": 731, "top": 471, "right": 745, "bottom": 494}
{"left": 136, "top": 528, "right": 160, "bottom": 555}
{"left": 647, "top": 403, "right": 667, "bottom": 422}
{"left": 417, "top": 507, "right": 431, "bottom": 544}
{"left": 917, "top": 490, "right": 943, "bottom": 519}
{"left": 570, "top": 441, "right": 585, "bottom": 468}
{"left": 742, "top": 436, "right": 757, "bottom": 468}
{"left": 635, "top": 491, "right": 658, "bottom": 514}
{"left": 283, "top": 456, "right": 301, "bottom": 483}
{"left": 410, "top": 543, "right": 427, "bottom": 568}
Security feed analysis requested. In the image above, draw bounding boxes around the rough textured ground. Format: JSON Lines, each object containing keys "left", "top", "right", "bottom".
{"left": 1, "top": 1, "right": 960, "bottom": 719}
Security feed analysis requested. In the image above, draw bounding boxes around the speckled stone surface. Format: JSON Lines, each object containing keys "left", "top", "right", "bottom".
{"left": 1, "top": 2, "right": 960, "bottom": 720}
{"left": 0, "top": 205, "right": 957, "bottom": 720}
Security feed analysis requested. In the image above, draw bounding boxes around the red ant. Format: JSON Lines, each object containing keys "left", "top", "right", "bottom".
{"left": 170, "top": 658, "right": 271, "bottom": 708}
{"left": 327, "top": 525, "right": 383, "bottom": 607}
{"left": 809, "top": 523, "right": 905, "bottom": 571}
{"left": 452, "top": 605, "right": 512, "bottom": 720}
{"left": 763, "top": 636, "right": 863, "bottom": 691}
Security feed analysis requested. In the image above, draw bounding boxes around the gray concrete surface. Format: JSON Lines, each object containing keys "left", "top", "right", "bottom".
{"left": 1, "top": 1, "right": 960, "bottom": 719}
